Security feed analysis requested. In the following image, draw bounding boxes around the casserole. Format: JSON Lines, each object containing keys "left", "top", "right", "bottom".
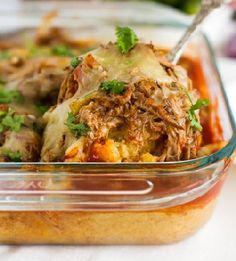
{"left": 0, "top": 1, "right": 235, "bottom": 244}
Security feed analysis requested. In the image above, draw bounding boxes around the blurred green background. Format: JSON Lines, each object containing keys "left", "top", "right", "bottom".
{"left": 153, "top": 0, "right": 201, "bottom": 14}
{"left": 114, "top": 0, "right": 201, "bottom": 14}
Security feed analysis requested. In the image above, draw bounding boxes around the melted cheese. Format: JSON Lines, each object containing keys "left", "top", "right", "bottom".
{"left": 92, "top": 43, "right": 173, "bottom": 84}
{"left": 41, "top": 99, "right": 76, "bottom": 161}
{"left": 41, "top": 43, "right": 189, "bottom": 162}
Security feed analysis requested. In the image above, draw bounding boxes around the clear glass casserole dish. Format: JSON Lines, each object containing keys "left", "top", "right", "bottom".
{"left": 0, "top": 1, "right": 235, "bottom": 244}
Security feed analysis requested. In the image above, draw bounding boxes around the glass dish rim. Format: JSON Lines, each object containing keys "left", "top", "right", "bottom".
{"left": 0, "top": 22, "right": 235, "bottom": 172}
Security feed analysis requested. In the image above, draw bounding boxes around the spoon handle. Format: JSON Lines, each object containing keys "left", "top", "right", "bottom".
{"left": 166, "top": 0, "right": 224, "bottom": 64}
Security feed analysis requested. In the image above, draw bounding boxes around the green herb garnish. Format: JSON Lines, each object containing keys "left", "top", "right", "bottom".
{"left": 51, "top": 45, "right": 74, "bottom": 57}
{"left": 0, "top": 88, "right": 24, "bottom": 104}
{"left": 70, "top": 57, "right": 82, "bottom": 68}
{"left": 66, "top": 112, "right": 90, "bottom": 138}
{"left": 0, "top": 109, "right": 25, "bottom": 133}
{"left": 35, "top": 103, "right": 49, "bottom": 115}
{"left": 190, "top": 99, "right": 209, "bottom": 111}
{"left": 115, "top": 26, "right": 138, "bottom": 54}
{"left": 188, "top": 98, "right": 209, "bottom": 131}
{"left": 100, "top": 80, "right": 125, "bottom": 94}
{"left": 0, "top": 51, "right": 11, "bottom": 60}
{"left": 2, "top": 149, "right": 22, "bottom": 162}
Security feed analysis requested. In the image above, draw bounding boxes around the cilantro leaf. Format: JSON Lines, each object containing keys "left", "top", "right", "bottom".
{"left": 188, "top": 110, "right": 203, "bottom": 131}
{"left": 100, "top": 80, "right": 125, "bottom": 94}
{"left": 2, "top": 149, "right": 22, "bottom": 162}
{"left": 70, "top": 57, "right": 83, "bottom": 68}
{"left": 2, "top": 113, "right": 24, "bottom": 132}
{"left": 0, "top": 88, "right": 24, "bottom": 104}
{"left": 66, "top": 112, "right": 90, "bottom": 138}
{"left": 0, "top": 51, "right": 11, "bottom": 60}
{"left": 115, "top": 26, "right": 138, "bottom": 54}
{"left": 51, "top": 45, "right": 74, "bottom": 57}
{"left": 190, "top": 99, "right": 209, "bottom": 111}
{"left": 188, "top": 98, "right": 209, "bottom": 131}
{"left": 0, "top": 109, "right": 24, "bottom": 133}
{"left": 35, "top": 103, "right": 49, "bottom": 115}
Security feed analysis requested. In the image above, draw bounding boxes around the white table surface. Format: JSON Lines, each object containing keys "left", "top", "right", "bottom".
{"left": 0, "top": 2, "right": 236, "bottom": 261}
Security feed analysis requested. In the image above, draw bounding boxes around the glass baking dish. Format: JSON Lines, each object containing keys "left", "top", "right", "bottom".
{"left": 0, "top": 1, "right": 235, "bottom": 245}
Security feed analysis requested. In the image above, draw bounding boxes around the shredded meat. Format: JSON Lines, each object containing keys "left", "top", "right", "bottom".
{"left": 41, "top": 43, "right": 205, "bottom": 162}
{"left": 0, "top": 19, "right": 224, "bottom": 162}
{"left": 0, "top": 57, "right": 70, "bottom": 103}
{"left": 73, "top": 78, "right": 201, "bottom": 162}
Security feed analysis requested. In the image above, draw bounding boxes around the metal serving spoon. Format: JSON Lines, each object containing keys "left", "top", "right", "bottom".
{"left": 166, "top": 0, "right": 226, "bottom": 64}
